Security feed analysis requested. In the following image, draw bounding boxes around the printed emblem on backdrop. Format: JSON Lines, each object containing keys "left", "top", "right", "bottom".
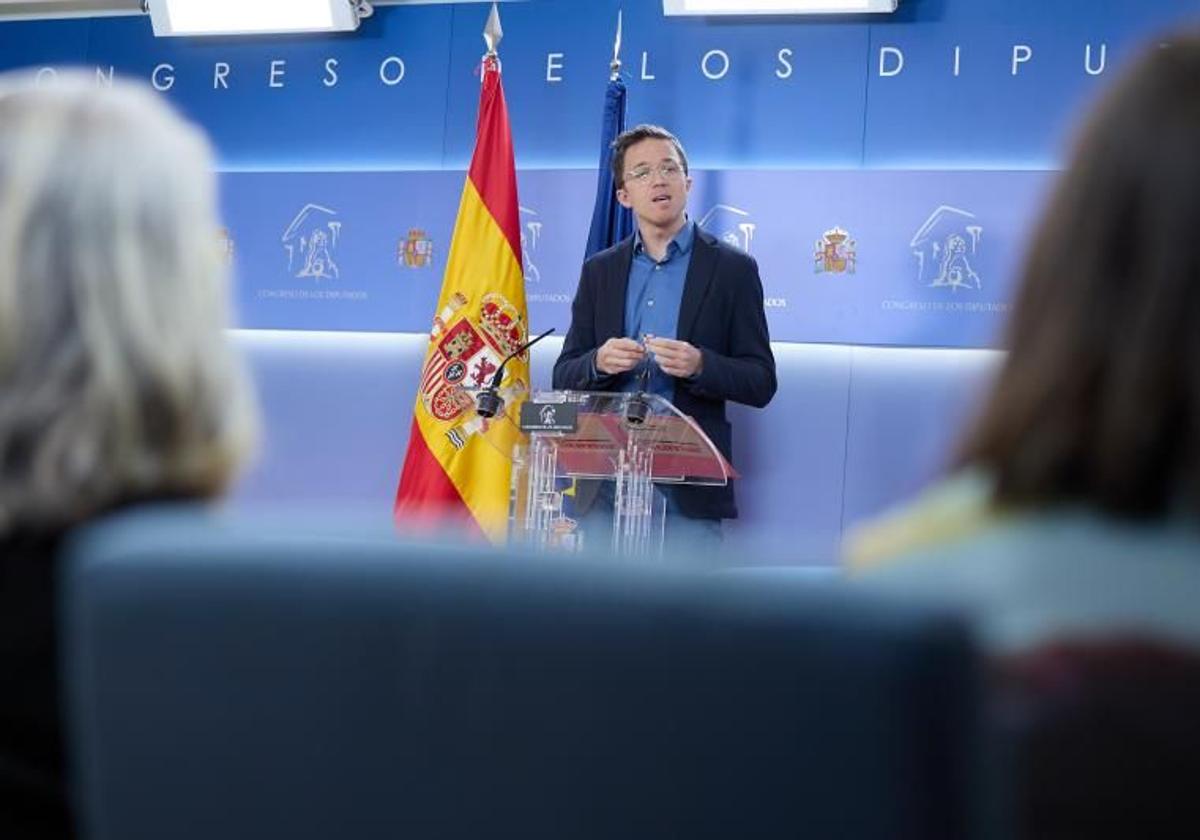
{"left": 519, "top": 206, "right": 542, "bottom": 283}
{"left": 422, "top": 291, "right": 528, "bottom": 447}
{"left": 217, "top": 227, "right": 235, "bottom": 266}
{"left": 814, "top": 226, "right": 856, "bottom": 274}
{"left": 282, "top": 203, "right": 342, "bottom": 281}
{"left": 399, "top": 228, "right": 434, "bottom": 269}
{"left": 910, "top": 206, "right": 983, "bottom": 291}
{"left": 698, "top": 204, "right": 756, "bottom": 253}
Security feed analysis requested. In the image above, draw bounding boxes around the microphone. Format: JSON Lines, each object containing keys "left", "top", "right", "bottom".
{"left": 475, "top": 326, "right": 556, "bottom": 418}
{"left": 624, "top": 351, "right": 653, "bottom": 426}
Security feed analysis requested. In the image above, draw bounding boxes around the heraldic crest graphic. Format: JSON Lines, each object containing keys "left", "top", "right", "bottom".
{"left": 420, "top": 290, "right": 529, "bottom": 449}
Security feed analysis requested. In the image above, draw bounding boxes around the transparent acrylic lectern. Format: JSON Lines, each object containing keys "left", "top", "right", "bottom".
{"left": 509, "top": 390, "right": 733, "bottom": 557}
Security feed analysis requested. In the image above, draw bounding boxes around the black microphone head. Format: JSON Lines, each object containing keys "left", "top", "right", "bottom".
{"left": 476, "top": 389, "right": 504, "bottom": 419}
{"left": 624, "top": 394, "right": 650, "bottom": 426}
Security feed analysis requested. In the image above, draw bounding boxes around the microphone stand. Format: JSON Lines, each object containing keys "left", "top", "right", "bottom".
{"left": 475, "top": 326, "right": 556, "bottom": 419}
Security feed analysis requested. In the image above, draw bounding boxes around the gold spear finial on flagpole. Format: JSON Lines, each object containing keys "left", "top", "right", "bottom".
{"left": 483, "top": 2, "right": 503, "bottom": 58}
{"left": 610, "top": 9, "right": 623, "bottom": 80}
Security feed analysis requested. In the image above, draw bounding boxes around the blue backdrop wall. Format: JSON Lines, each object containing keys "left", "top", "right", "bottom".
{"left": 2, "top": 0, "right": 1198, "bottom": 347}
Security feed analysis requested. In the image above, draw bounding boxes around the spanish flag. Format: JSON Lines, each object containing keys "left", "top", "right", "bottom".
{"left": 394, "top": 6, "right": 527, "bottom": 543}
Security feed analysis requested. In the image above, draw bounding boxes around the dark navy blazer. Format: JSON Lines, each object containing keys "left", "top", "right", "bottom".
{"left": 553, "top": 227, "right": 777, "bottom": 520}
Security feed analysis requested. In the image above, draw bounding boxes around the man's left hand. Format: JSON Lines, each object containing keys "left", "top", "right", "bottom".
{"left": 645, "top": 335, "right": 703, "bottom": 379}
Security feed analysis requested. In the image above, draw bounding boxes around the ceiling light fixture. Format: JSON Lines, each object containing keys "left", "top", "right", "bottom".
{"left": 145, "top": 0, "right": 370, "bottom": 37}
{"left": 663, "top": 0, "right": 898, "bottom": 15}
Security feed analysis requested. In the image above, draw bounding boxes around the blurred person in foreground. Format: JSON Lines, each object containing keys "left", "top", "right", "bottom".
{"left": 847, "top": 37, "right": 1200, "bottom": 839}
{"left": 845, "top": 34, "right": 1200, "bottom": 652}
{"left": 0, "top": 75, "right": 256, "bottom": 837}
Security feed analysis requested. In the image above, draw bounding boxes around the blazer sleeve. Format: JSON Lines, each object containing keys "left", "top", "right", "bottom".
{"left": 680, "top": 252, "right": 777, "bottom": 409}
{"left": 552, "top": 258, "right": 618, "bottom": 391}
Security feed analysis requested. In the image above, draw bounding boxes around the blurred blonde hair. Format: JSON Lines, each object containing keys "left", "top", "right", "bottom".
{"left": 0, "top": 73, "right": 256, "bottom": 533}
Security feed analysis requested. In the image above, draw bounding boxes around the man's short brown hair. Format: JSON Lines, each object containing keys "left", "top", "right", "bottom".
{"left": 610, "top": 124, "right": 689, "bottom": 189}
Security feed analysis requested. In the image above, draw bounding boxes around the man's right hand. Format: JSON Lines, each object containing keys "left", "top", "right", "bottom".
{"left": 595, "top": 337, "right": 645, "bottom": 375}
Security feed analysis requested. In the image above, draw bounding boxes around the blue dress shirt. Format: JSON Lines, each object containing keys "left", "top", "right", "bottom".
{"left": 623, "top": 220, "right": 695, "bottom": 399}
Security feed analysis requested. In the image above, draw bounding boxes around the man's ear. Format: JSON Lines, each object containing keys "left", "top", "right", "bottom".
{"left": 616, "top": 187, "right": 632, "bottom": 209}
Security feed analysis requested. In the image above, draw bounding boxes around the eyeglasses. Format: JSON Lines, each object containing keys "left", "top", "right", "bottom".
{"left": 624, "top": 162, "right": 684, "bottom": 185}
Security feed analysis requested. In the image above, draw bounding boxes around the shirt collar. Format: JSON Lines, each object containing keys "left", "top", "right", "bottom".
{"left": 633, "top": 217, "right": 694, "bottom": 259}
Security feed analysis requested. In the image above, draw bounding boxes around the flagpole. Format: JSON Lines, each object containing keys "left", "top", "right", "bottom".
{"left": 611, "top": 9, "right": 623, "bottom": 81}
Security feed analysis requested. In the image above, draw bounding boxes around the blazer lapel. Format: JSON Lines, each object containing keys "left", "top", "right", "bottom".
{"left": 677, "top": 227, "right": 719, "bottom": 341}
{"left": 600, "top": 236, "right": 635, "bottom": 339}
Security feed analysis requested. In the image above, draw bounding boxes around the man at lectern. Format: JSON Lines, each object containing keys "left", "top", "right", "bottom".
{"left": 553, "top": 125, "right": 776, "bottom": 550}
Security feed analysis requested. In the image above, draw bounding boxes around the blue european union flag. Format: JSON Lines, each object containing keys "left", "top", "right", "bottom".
{"left": 584, "top": 76, "right": 633, "bottom": 260}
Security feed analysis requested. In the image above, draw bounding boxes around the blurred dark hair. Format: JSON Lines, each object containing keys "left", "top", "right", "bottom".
{"left": 957, "top": 34, "right": 1200, "bottom": 518}
{"left": 610, "top": 124, "right": 689, "bottom": 189}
